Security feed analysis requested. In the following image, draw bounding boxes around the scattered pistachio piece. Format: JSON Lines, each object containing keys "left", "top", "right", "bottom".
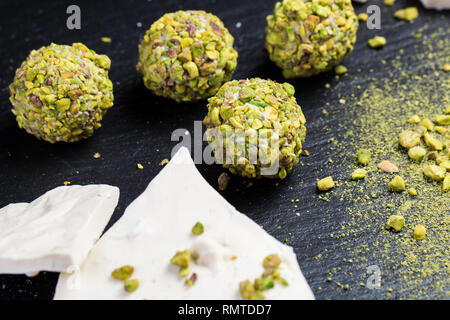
{"left": 443, "top": 64, "right": 450, "bottom": 72}
{"left": 408, "top": 188, "right": 417, "bottom": 196}
{"left": 160, "top": 158, "right": 169, "bottom": 166}
{"left": 368, "top": 36, "right": 386, "bottom": 49}
{"left": 357, "top": 149, "right": 371, "bottom": 165}
{"left": 413, "top": 225, "right": 426, "bottom": 240}
{"left": 334, "top": 65, "right": 347, "bottom": 75}
{"left": 421, "top": 119, "right": 434, "bottom": 131}
{"left": 378, "top": 160, "right": 399, "bottom": 173}
{"left": 387, "top": 215, "right": 405, "bottom": 232}
{"left": 63, "top": 181, "right": 71, "bottom": 186}
{"left": 384, "top": 0, "right": 395, "bottom": 6}
{"left": 442, "top": 176, "right": 450, "bottom": 193}
{"left": 408, "top": 146, "right": 426, "bottom": 162}
{"left": 358, "top": 13, "right": 368, "bottom": 22}
{"left": 439, "top": 160, "right": 450, "bottom": 171}
{"left": 124, "top": 279, "right": 139, "bottom": 292}
{"left": 184, "top": 273, "right": 198, "bottom": 286}
{"left": 263, "top": 254, "right": 281, "bottom": 269}
{"left": 423, "top": 165, "right": 446, "bottom": 181}
{"left": 218, "top": 172, "right": 230, "bottom": 191}
{"left": 101, "top": 37, "right": 112, "bottom": 43}
{"left": 111, "top": 265, "right": 134, "bottom": 281}
{"left": 170, "top": 250, "right": 191, "bottom": 277}
{"left": 408, "top": 115, "right": 420, "bottom": 124}
{"left": 351, "top": 168, "right": 367, "bottom": 180}
{"left": 317, "top": 176, "right": 335, "bottom": 191}
{"left": 93, "top": 152, "right": 101, "bottom": 159}
{"left": 389, "top": 175, "right": 406, "bottom": 192}
{"left": 424, "top": 133, "right": 443, "bottom": 151}
{"left": 394, "top": 7, "right": 419, "bottom": 21}
{"left": 137, "top": 163, "right": 144, "bottom": 170}
{"left": 398, "top": 130, "right": 421, "bottom": 149}
{"left": 435, "top": 115, "right": 450, "bottom": 125}
{"left": 191, "top": 222, "right": 204, "bottom": 235}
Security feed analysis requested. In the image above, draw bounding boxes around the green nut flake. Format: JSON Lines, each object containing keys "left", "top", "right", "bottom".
{"left": 368, "top": 36, "right": 386, "bottom": 49}
{"left": 408, "top": 146, "right": 426, "bottom": 162}
{"left": 398, "top": 130, "right": 420, "bottom": 149}
{"left": 218, "top": 172, "right": 230, "bottom": 191}
{"left": 413, "top": 224, "right": 426, "bottom": 240}
{"left": 442, "top": 176, "right": 450, "bottom": 193}
{"left": 357, "top": 149, "right": 371, "bottom": 165}
{"left": 435, "top": 115, "right": 450, "bottom": 125}
{"left": 423, "top": 165, "right": 446, "bottom": 181}
{"left": 439, "top": 160, "right": 450, "bottom": 171}
{"left": 317, "top": 176, "right": 335, "bottom": 191}
{"left": 408, "top": 188, "right": 417, "bottom": 196}
{"left": 9, "top": 43, "right": 114, "bottom": 143}
{"left": 421, "top": 118, "right": 434, "bottom": 131}
{"left": 424, "top": 133, "right": 444, "bottom": 151}
{"left": 389, "top": 175, "right": 406, "bottom": 192}
{"left": 170, "top": 250, "right": 191, "bottom": 277}
{"left": 263, "top": 254, "right": 282, "bottom": 269}
{"left": 351, "top": 168, "right": 367, "bottom": 180}
{"left": 136, "top": 10, "right": 238, "bottom": 102}
{"left": 124, "top": 279, "right": 140, "bottom": 292}
{"left": 334, "top": 65, "right": 347, "bottom": 75}
{"left": 265, "top": 0, "right": 358, "bottom": 78}
{"left": 394, "top": 7, "right": 419, "bottom": 21}
{"left": 191, "top": 222, "right": 204, "bottom": 235}
{"left": 387, "top": 215, "right": 405, "bottom": 232}
{"left": 111, "top": 265, "right": 134, "bottom": 281}
{"left": 203, "top": 78, "right": 306, "bottom": 179}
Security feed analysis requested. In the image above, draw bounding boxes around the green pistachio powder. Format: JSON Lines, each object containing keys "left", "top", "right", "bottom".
{"left": 304, "top": 23, "right": 449, "bottom": 298}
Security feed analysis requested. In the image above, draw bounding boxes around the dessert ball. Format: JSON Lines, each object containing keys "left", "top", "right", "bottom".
{"left": 9, "top": 43, "right": 114, "bottom": 143}
{"left": 265, "top": 0, "right": 358, "bottom": 78}
{"left": 137, "top": 10, "right": 238, "bottom": 102}
{"left": 203, "top": 78, "right": 306, "bottom": 179}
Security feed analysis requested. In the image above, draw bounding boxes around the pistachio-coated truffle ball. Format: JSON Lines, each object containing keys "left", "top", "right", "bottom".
{"left": 137, "top": 10, "right": 238, "bottom": 102}
{"left": 203, "top": 78, "right": 306, "bottom": 179}
{"left": 9, "top": 43, "right": 114, "bottom": 143}
{"left": 265, "top": 0, "right": 358, "bottom": 78}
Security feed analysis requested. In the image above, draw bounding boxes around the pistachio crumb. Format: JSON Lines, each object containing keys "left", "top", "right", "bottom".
{"left": 101, "top": 37, "right": 112, "bottom": 43}
{"left": 93, "top": 152, "right": 101, "bottom": 159}
{"left": 137, "top": 163, "right": 144, "bottom": 170}
{"left": 317, "top": 176, "right": 335, "bottom": 191}
{"left": 368, "top": 36, "right": 386, "bottom": 49}
{"left": 413, "top": 225, "right": 426, "bottom": 240}
{"left": 124, "top": 279, "right": 139, "bottom": 292}
{"left": 387, "top": 215, "right": 405, "bottom": 232}
{"left": 160, "top": 158, "right": 169, "bottom": 166}
{"left": 191, "top": 222, "right": 204, "bottom": 236}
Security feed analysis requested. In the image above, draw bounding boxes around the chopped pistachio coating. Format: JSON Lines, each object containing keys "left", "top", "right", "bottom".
{"left": 317, "top": 176, "right": 335, "bottom": 191}
{"left": 265, "top": 0, "right": 358, "bottom": 78}
{"left": 424, "top": 133, "right": 444, "bottom": 151}
{"left": 191, "top": 222, "right": 204, "bottom": 235}
{"left": 111, "top": 265, "right": 134, "bottom": 281}
{"left": 203, "top": 78, "right": 306, "bottom": 179}
{"left": 408, "top": 188, "right": 417, "bottom": 196}
{"left": 387, "top": 215, "right": 405, "bottom": 232}
{"left": 124, "top": 279, "right": 140, "bottom": 292}
{"left": 394, "top": 7, "right": 419, "bottom": 21}
{"left": 408, "top": 146, "right": 426, "bottom": 162}
{"left": 413, "top": 224, "right": 426, "bottom": 240}
{"left": 389, "top": 175, "right": 406, "bottom": 192}
{"left": 136, "top": 10, "right": 238, "bottom": 102}
{"left": 170, "top": 250, "right": 190, "bottom": 269}
{"left": 263, "top": 254, "right": 282, "bottom": 269}
{"left": 423, "top": 165, "right": 446, "bottom": 181}
{"left": 9, "top": 43, "right": 114, "bottom": 143}
{"left": 435, "top": 115, "right": 450, "bottom": 126}
{"left": 421, "top": 118, "right": 434, "bottom": 131}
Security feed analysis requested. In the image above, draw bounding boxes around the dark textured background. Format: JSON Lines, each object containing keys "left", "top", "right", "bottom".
{"left": 0, "top": 0, "right": 447, "bottom": 300}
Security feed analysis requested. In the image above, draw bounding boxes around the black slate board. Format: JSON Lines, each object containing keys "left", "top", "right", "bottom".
{"left": 0, "top": 0, "right": 448, "bottom": 300}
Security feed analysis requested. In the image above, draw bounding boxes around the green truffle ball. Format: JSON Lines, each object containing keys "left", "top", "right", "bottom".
{"left": 9, "top": 43, "right": 114, "bottom": 143}
{"left": 265, "top": 0, "right": 358, "bottom": 78}
{"left": 137, "top": 10, "right": 238, "bottom": 102}
{"left": 203, "top": 78, "right": 307, "bottom": 179}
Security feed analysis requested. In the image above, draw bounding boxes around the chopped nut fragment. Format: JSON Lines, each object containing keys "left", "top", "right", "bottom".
{"left": 408, "top": 115, "right": 420, "bottom": 124}
{"left": 137, "top": 163, "right": 144, "bottom": 170}
{"left": 358, "top": 13, "right": 368, "bottom": 22}
{"left": 93, "top": 152, "right": 101, "bottom": 159}
{"left": 351, "top": 169, "right": 367, "bottom": 180}
{"left": 191, "top": 222, "right": 204, "bottom": 235}
{"left": 334, "top": 65, "right": 347, "bottom": 75}
{"left": 423, "top": 165, "right": 446, "bottom": 181}
{"left": 398, "top": 130, "right": 421, "bottom": 149}
{"left": 368, "top": 36, "right": 386, "bottom": 49}
{"left": 408, "top": 188, "right": 417, "bottom": 196}
{"left": 389, "top": 175, "right": 406, "bottom": 192}
{"left": 378, "top": 160, "right": 399, "bottom": 173}
{"left": 218, "top": 172, "right": 230, "bottom": 191}
{"left": 413, "top": 225, "right": 426, "bottom": 240}
{"left": 111, "top": 265, "right": 134, "bottom": 281}
{"left": 160, "top": 158, "right": 169, "bottom": 166}
{"left": 408, "top": 146, "right": 426, "bottom": 162}
{"left": 387, "top": 215, "right": 405, "bottom": 232}
{"left": 317, "top": 176, "right": 335, "bottom": 191}
{"left": 357, "top": 149, "right": 371, "bottom": 165}
{"left": 424, "top": 133, "right": 444, "bottom": 151}
{"left": 124, "top": 278, "right": 139, "bottom": 292}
